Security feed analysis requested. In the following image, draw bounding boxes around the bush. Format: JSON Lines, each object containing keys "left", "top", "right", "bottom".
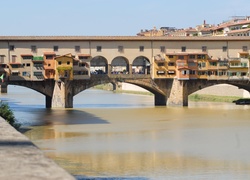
{"left": 0, "top": 102, "right": 20, "bottom": 130}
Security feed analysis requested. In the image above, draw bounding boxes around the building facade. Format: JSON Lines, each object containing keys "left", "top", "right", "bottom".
{"left": 0, "top": 36, "right": 249, "bottom": 82}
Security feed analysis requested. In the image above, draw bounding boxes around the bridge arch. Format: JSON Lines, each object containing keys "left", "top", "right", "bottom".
{"left": 186, "top": 80, "right": 250, "bottom": 96}
{"left": 90, "top": 56, "right": 108, "bottom": 74}
{"left": 111, "top": 56, "right": 129, "bottom": 74}
{"left": 132, "top": 56, "right": 151, "bottom": 74}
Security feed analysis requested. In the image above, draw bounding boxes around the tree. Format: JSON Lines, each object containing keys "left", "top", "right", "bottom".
{"left": 0, "top": 102, "right": 20, "bottom": 130}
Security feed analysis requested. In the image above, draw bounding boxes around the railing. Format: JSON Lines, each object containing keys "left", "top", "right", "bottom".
{"left": 228, "top": 58, "right": 241, "bottom": 61}
{"left": 91, "top": 73, "right": 151, "bottom": 79}
{"left": 228, "top": 76, "right": 249, "bottom": 81}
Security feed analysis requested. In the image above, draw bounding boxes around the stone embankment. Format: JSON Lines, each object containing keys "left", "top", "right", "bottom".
{"left": 0, "top": 117, "right": 75, "bottom": 180}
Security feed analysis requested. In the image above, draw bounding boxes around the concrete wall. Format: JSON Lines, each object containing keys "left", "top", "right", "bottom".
{"left": 0, "top": 117, "right": 75, "bottom": 179}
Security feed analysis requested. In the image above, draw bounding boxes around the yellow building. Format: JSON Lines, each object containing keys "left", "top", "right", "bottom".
{"left": 54, "top": 53, "right": 73, "bottom": 81}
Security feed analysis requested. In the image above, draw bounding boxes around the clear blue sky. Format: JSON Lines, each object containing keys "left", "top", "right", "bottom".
{"left": 1, "top": 0, "right": 250, "bottom": 36}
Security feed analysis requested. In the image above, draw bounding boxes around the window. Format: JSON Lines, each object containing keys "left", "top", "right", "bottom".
{"left": 22, "top": 72, "right": 27, "bottom": 76}
{"left": 54, "top": 46, "right": 59, "bottom": 52}
{"left": 190, "top": 70, "right": 196, "bottom": 75}
{"left": 11, "top": 64, "right": 19, "bottom": 68}
{"left": 219, "top": 62, "right": 228, "bottom": 67}
{"left": 222, "top": 46, "right": 227, "bottom": 52}
{"left": 198, "top": 62, "right": 206, "bottom": 68}
{"left": 160, "top": 46, "right": 165, "bottom": 53}
{"left": 139, "top": 46, "right": 144, "bottom": 52}
{"left": 9, "top": 45, "right": 15, "bottom": 51}
{"left": 188, "top": 62, "right": 196, "bottom": 66}
{"left": 158, "top": 62, "right": 165, "bottom": 66}
{"left": 0, "top": 64, "right": 7, "bottom": 68}
{"left": 74, "top": 70, "right": 88, "bottom": 75}
{"left": 197, "top": 54, "right": 206, "bottom": 59}
{"left": 168, "top": 55, "right": 174, "bottom": 58}
{"left": 96, "top": 46, "right": 102, "bottom": 52}
{"left": 178, "top": 55, "right": 184, "bottom": 59}
{"left": 0, "top": 55, "right": 4, "bottom": 63}
{"left": 33, "top": 63, "right": 43, "bottom": 68}
{"left": 75, "top": 46, "right": 80, "bottom": 52}
{"left": 67, "top": 61, "right": 70, "bottom": 65}
{"left": 31, "top": 45, "right": 37, "bottom": 53}
{"left": 26, "top": 63, "right": 30, "bottom": 67}
{"left": 22, "top": 56, "right": 33, "bottom": 60}
{"left": 202, "top": 46, "right": 207, "bottom": 52}
{"left": 58, "top": 61, "right": 62, "bottom": 65}
{"left": 241, "top": 62, "right": 247, "bottom": 67}
{"left": 79, "top": 56, "right": 89, "bottom": 60}
{"left": 181, "top": 46, "right": 186, "bottom": 52}
{"left": 189, "top": 55, "right": 195, "bottom": 59}
{"left": 118, "top": 46, "right": 124, "bottom": 52}
{"left": 182, "top": 70, "right": 189, "bottom": 75}
{"left": 12, "top": 55, "right": 17, "bottom": 63}
{"left": 243, "top": 46, "right": 248, "bottom": 52}
{"left": 168, "top": 62, "right": 175, "bottom": 66}
{"left": 219, "top": 71, "right": 227, "bottom": 76}
{"left": 45, "top": 55, "right": 54, "bottom": 59}
{"left": 34, "top": 72, "right": 43, "bottom": 76}
{"left": 209, "top": 62, "right": 217, "bottom": 66}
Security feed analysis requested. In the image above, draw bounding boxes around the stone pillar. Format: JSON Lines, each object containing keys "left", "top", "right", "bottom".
{"left": 0, "top": 84, "right": 7, "bottom": 93}
{"left": 51, "top": 81, "right": 73, "bottom": 108}
{"left": 45, "top": 95, "right": 52, "bottom": 108}
{"left": 107, "top": 64, "right": 112, "bottom": 75}
{"left": 154, "top": 93, "right": 166, "bottom": 106}
{"left": 129, "top": 64, "right": 132, "bottom": 74}
{"left": 167, "top": 79, "right": 188, "bottom": 106}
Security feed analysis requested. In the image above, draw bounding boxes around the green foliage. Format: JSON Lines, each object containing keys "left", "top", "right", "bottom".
{"left": 189, "top": 94, "right": 241, "bottom": 103}
{"left": 0, "top": 102, "right": 20, "bottom": 130}
{"left": 57, "top": 67, "right": 72, "bottom": 73}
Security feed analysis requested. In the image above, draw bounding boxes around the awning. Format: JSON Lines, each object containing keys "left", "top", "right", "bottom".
{"left": 239, "top": 52, "right": 249, "bottom": 55}
{"left": 33, "top": 56, "right": 44, "bottom": 61}
{"left": 9, "top": 62, "right": 21, "bottom": 65}
{"left": 21, "top": 54, "right": 33, "bottom": 57}
{"left": 44, "top": 52, "right": 56, "bottom": 55}
{"left": 78, "top": 54, "right": 91, "bottom": 57}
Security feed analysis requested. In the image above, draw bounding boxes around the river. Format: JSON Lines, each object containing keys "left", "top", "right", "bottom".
{"left": 1, "top": 85, "right": 250, "bottom": 180}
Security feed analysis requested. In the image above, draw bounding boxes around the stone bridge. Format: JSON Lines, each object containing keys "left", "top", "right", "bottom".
{"left": 3, "top": 75, "right": 250, "bottom": 108}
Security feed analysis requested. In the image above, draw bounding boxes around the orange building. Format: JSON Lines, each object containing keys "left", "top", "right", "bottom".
{"left": 43, "top": 52, "right": 56, "bottom": 79}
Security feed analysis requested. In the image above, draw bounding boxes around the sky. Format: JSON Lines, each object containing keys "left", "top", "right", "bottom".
{"left": 1, "top": 0, "right": 250, "bottom": 36}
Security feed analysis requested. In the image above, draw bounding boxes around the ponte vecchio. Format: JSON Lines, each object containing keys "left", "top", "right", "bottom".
{"left": 0, "top": 36, "right": 250, "bottom": 108}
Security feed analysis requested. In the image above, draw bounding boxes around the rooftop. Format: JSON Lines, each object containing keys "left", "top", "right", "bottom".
{"left": 1, "top": 36, "right": 250, "bottom": 41}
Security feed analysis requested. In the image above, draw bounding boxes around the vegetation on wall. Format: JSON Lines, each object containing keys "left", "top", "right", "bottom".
{"left": 57, "top": 67, "right": 72, "bottom": 73}
{"left": 189, "top": 94, "right": 241, "bottom": 103}
{"left": 0, "top": 102, "right": 20, "bottom": 130}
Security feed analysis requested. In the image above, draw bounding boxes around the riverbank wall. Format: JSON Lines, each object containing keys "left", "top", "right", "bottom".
{"left": 0, "top": 117, "right": 75, "bottom": 180}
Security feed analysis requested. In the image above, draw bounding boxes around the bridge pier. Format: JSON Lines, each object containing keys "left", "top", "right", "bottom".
{"left": 167, "top": 79, "right": 188, "bottom": 106}
{"left": 45, "top": 95, "right": 52, "bottom": 108}
{"left": 0, "top": 84, "right": 7, "bottom": 93}
{"left": 154, "top": 94, "right": 166, "bottom": 106}
{"left": 51, "top": 80, "right": 73, "bottom": 108}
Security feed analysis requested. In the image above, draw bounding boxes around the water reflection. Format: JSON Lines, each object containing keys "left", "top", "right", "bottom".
{"left": 45, "top": 152, "right": 250, "bottom": 179}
